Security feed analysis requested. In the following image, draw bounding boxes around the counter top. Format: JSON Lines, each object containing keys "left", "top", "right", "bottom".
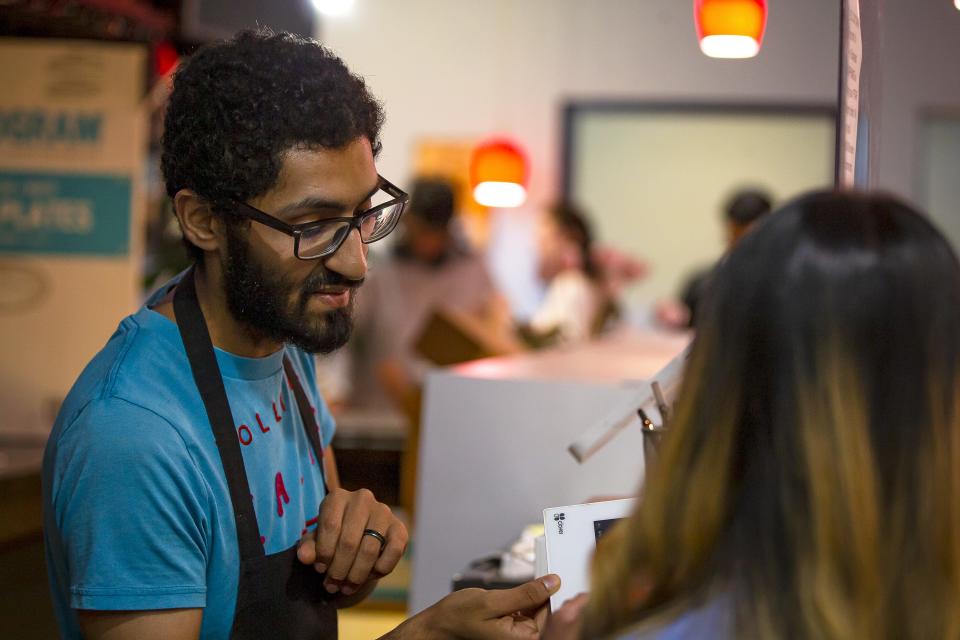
{"left": 452, "top": 328, "right": 690, "bottom": 384}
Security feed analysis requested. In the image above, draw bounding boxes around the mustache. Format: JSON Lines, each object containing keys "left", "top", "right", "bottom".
{"left": 301, "top": 267, "right": 365, "bottom": 293}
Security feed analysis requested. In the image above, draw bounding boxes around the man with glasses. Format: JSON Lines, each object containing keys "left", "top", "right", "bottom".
{"left": 42, "top": 30, "right": 558, "bottom": 639}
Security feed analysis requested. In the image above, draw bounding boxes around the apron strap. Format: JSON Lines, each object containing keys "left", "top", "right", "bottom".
{"left": 173, "top": 268, "right": 264, "bottom": 560}
{"left": 282, "top": 357, "right": 331, "bottom": 497}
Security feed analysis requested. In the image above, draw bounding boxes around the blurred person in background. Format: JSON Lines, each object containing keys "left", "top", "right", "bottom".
{"left": 525, "top": 203, "right": 612, "bottom": 345}
{"left": 42, "top": 30, "right": 557, "bottom": 640}
{"left": 544, "top": 191, "right": 960, "bottom": 639}
{"left": 349, "top": 176, "right": 508, "bottom": 413}
{"left": 656, "top": 188, "right": 772, "bottom": 330}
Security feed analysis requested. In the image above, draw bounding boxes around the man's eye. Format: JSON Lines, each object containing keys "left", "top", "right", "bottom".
{"left": 293, "top": 212, "right": 333, "bottom": 225}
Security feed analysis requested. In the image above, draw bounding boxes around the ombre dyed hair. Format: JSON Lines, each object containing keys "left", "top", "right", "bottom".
{"left": 586, "top": 191, "right": 960, "bottom": 639}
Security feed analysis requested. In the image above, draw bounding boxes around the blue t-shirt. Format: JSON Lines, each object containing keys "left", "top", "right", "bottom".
{"left": 42, "top": 285, "right": 335, "bottom": 639}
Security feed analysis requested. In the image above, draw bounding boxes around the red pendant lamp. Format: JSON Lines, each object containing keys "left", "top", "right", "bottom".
{"left": 469, "top": 138, "right": 528, "bottom": 208}
{"left": 695, "top": 0, "right": 767, "bottom": 59}
{"left": 154, "top": 41, "right": 180, "bottom": 78}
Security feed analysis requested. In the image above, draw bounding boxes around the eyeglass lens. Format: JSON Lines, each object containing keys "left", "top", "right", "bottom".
{"left": 297, "top": 198, "right": 404, "bottom": 259}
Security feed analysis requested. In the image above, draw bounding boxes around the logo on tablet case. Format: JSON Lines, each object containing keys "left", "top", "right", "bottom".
{"left": 554, "top": 512, "right": 565, "bottom": 535}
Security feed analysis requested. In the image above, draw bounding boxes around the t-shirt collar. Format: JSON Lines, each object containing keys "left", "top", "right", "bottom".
{"left": 140, "top": 271, "right": 287, "bottom": 381}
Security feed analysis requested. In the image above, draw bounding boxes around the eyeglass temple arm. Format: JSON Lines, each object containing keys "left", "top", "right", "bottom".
{"left": 233, "top": 202, "right": 295, "bottom": 234}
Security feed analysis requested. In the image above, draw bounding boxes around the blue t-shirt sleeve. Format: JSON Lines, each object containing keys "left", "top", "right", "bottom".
{"left": 49, "top": 397, "right": 210, "bottom": 611}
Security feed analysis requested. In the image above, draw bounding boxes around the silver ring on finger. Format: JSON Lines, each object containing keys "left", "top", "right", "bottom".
{"left": 362, "top": 528, "right": 387, "bottom": 554}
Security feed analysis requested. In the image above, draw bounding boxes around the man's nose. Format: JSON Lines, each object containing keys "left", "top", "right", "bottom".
{"left": 325, "top": 227, "right": 367, "bottom": 282}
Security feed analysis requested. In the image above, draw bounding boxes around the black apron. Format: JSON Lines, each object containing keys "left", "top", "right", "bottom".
{"left": 173, "top": 268, "right": 338, "bottom": 639}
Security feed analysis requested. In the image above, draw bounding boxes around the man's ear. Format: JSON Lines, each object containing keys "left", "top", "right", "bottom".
{"left": 173, "top": 189, "right": 224, "bottom": 254}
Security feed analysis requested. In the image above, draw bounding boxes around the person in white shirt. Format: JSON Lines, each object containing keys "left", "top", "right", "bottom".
{"left": 529, "top": 203, "right": 608, "bottom": 344}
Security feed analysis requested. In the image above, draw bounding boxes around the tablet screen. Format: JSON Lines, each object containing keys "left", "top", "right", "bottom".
{"left": 593, "top": 517, "right": 621, "bottom": 542}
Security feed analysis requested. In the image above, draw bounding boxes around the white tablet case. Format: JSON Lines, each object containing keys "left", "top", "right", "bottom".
{"left": 542, "top": 498, "right": 636, "bottom": 609}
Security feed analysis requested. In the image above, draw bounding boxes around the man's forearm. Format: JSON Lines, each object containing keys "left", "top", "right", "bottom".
{"left": 377, "top": 606, "right": 439, "bottom": 640}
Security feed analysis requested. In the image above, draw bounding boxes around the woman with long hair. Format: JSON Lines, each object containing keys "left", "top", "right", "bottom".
{"left": 529, "top": 203, "right": 609, "bottom": 344}
{"left": 564, "top": 191, "right": 960, "bottom": 638}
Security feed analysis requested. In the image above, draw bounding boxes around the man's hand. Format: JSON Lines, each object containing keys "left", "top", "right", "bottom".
{"left": 387, "top": 575, "right": 561, "bottom": 640}
{"left": 296, "top": 487, "right": 407, "bottom": 597}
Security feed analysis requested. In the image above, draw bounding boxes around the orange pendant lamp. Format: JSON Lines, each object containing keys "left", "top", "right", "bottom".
{"left": 695, "top": 0, "right": 767, "bottom": 59}
{"left": 469, "top": 138, "right": 529, "bottom": 208}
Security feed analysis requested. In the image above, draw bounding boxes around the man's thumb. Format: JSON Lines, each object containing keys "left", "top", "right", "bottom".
{"left": 485, "top": 574, "right": 561, "bottom": 616}
{"left": 538, "top": 574, "right": 561, "bottom": 595}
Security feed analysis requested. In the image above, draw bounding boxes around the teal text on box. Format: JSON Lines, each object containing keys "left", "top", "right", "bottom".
{"left": 0, "top": 170, "right": 131, "bottom": 256}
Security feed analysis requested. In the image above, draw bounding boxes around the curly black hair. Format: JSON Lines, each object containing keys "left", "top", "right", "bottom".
{"left": 161, "top": 29, "right": 385, "bottom": 261}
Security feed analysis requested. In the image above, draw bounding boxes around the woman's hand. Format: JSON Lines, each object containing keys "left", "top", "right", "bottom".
{"left": 539, "top": 593, "right": 588, "bottom": 640}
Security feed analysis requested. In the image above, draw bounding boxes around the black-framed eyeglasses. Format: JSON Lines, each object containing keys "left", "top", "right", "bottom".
{"left": 231, "top": 175, "right": 408, "bottom": 260}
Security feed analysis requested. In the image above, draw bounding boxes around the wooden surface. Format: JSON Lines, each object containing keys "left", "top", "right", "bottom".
{"left": 0, "top": 431, "right": 47, "bottom": 549}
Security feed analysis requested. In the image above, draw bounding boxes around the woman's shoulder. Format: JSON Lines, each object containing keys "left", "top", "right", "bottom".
{"left": 552, "top": 268, "right": 594, "bottom": 287}
{"left": 615, "top": 597, "right": 731, "bottom": 640}
{"left": 546, "top": 269, "right": 601, "bottom": 304}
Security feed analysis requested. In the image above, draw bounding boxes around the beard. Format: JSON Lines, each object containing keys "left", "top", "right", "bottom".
{"left": 221, "top": 223, "right": 358, "bottom": 355}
